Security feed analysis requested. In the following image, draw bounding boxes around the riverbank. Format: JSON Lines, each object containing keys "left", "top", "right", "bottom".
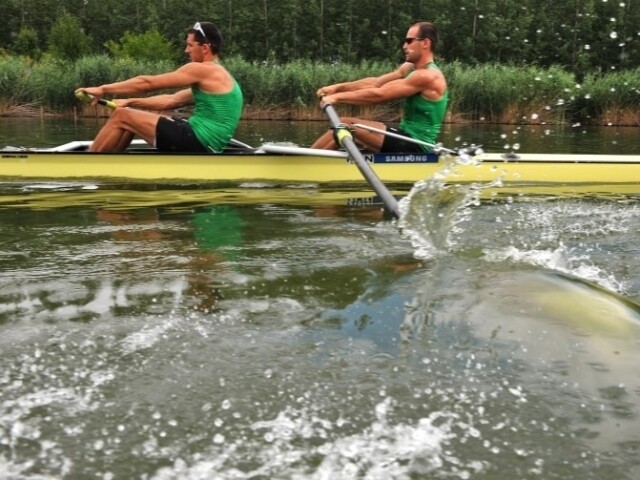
{"left": 6, "top": 103, "right": 639, "bottom": 127}
{"left": 1, "top": 56, "right": 639, "bottom": 126}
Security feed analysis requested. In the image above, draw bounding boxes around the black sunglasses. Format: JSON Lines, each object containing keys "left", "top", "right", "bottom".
{"left": 403, "top": 37, "right": 425, "bottom": 45}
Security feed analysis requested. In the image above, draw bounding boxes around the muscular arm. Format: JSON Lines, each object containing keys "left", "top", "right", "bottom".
{"left": 110, "top": 64, "right": 203, "bottom": 94}
{"left": 320, "top": 76, "right": 379, "bottom": 94}
{"left": 78, "top": 63, "right": 218, "bottom": 102}
{"left": 323, "top": 67, "right": 446, "bottom": 106}
{"left": 114, "top": 89, "right": 193, "bottom": 111}
{"left": 317, "top": 63, "right": 410, "bottom": 97}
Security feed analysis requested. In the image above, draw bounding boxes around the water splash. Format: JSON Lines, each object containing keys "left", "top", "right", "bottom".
{"left": 479, "top": 200, "right": 640, "bottom": 293}
{"left": 150, "top": 399, "right": 468, "bottom": 480}
{"left": 398, "top": 154, "right": 501, "bottom": 259}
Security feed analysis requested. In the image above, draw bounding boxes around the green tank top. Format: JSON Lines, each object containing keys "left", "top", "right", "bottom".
{"left": 399, "top": 62, "right": 448, "bottom": 152}
{"left": 189, "top": 79, "right": 243, "bottom": 153}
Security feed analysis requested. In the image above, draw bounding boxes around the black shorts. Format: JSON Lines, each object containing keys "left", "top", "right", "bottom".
{"left": 380, "top": 127, "right": 426, "bottom": 153}
{"left": 155, "top": 116, "right": 208, "bottom": 152}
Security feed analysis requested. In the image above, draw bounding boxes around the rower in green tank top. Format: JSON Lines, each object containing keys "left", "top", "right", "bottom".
{"left": 311, "top": 21, "right": 448, "bottom": 153}
{"left": 190, "top": 81, "right": 243, "bottom": 152}
{"left": 76, "top": 21, "right": 243, "bottom": 153}
{"left": 399, "top": 62, "right": 448, "bottom": 152}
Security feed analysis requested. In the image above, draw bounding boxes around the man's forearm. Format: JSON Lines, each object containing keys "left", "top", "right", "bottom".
{"left": 120, "top": 94, "right": 181, "bottom": 111}
{"left": 102, "top": 76, "right": 155, "bottom": 96}
{"left": 332, "top": 77, "right": 379, "bottom": 93}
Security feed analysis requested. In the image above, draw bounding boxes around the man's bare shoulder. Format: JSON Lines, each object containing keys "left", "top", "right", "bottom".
{"left": 180, "top": 62, "right": 234, "bottom": 93}
{"left": 406, "top": 67, "right": 447, "bottom": 98}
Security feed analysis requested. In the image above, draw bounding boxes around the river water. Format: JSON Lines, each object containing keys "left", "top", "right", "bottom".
{"left": 1, "top": 118, "right": 640, "bottom": 479}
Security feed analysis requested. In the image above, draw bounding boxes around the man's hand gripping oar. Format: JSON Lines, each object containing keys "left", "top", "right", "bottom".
{"left": 74, "top": 90, "right": 118, "bottom": 110}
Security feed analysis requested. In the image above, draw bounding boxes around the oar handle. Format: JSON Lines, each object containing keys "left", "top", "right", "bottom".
{"left": 322, "top": 102, "right": 400, "bottom": 219}
{"left": 75, "top": 90, "right": 118, "bottom": 110}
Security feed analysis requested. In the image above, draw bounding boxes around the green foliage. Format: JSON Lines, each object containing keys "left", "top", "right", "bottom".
{"left": 0, "top": 0, "right": 639, "bottom": 74}
{"left": 13, "top": 27, "right": 41, "bottom": 59}
{"left": 47, "top": 12, "right": 92, "bottom": 61}
{"left": 29, "top": 57, "right": 79, "bottom": 109}
{"left": 226, "top": 57, "right": 394, "bottom": 107}
{"left": 571, "top": 69, "right": 640, "bottom": 124}
{"left": 0, "top": 56, "right": 34, "bottom": 104}
{"left": 0, "top": 55, "right": 78, "bottom": 109}
{"left": 444, "top": 62, "right": 575, "bottom": 122}
{"left": 105, "top": 30, "right": 178, "bottom": 63}
{"left": 0, "top": 51, "right": 637, "bottom": 124}
{"left": 73, "top": 55, "right": 114, "bottom": 87}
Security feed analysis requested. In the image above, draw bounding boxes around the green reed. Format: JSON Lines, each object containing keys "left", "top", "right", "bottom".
{"left": 0, "top": 56, "right": 34, "bottom": 106}
{"left": 0, "top": 54, "right": 637, "bottom": 125}
{"left": 444, "top": 62, "right": 575, "bottom": 123}
{"left": 225, "top": 57, "right": 394, "bottom": 105}
{"left": 0, "top": 55, "right": 175, "bottom": 112}
{"left": 571, "top": 69, "right": 640, "bottom": 125}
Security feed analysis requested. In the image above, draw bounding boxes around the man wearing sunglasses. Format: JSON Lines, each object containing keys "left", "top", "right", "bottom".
{"left": 76, "top": 22, "right": 243, "bottom": 153}
{"left": 311, "top": 21, "right": 447, "bottom": 153}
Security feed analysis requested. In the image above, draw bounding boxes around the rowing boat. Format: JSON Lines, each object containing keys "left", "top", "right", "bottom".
{"left": 2, "top": 140, "right": 640, "bottom": 186}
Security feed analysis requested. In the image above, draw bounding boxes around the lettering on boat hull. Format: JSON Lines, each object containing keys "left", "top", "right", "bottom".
{"left": 364, "top": 153, "right": 440, "bottom": 164}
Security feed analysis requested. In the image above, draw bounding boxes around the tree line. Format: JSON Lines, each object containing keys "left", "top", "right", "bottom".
{"left": 1, "top": 0, "right": 639, "bottom": 75}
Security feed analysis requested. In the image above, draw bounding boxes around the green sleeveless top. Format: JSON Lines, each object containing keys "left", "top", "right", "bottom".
{"left": 399, "top": 62, "right": 448, "bottom": 152}
{"left": 189, "top": 79, "right": 243, "bottom": 153}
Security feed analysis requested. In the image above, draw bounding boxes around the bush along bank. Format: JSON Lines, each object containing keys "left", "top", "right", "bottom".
{"left": 1, "top": 55, "right": 639, "bottom": 126}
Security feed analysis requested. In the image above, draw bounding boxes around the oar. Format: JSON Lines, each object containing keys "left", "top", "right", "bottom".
{"left": 352, "top": 123, "right": 457, "bottom": 155}
{"left": 75, "top": 90, "right": 118, "bottom": 109}
{"left": 322, "top": 102, "right": 400, "bottom": 219}
{"left": 353, "top": 123, "right": 485, "bottom": 159}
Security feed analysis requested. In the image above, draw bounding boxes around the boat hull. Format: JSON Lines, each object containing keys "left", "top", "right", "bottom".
{"left": 2, "top": 149, "right": 640, "bottom": 186}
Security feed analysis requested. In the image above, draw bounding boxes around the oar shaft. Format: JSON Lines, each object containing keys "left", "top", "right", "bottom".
{"left": 353, "top": 123, "right": 456, "bottom": 155}
{"left": 323, "top": 104, "right": 400, "bottom": 218}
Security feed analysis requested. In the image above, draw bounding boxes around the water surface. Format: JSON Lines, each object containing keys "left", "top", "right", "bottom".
{"left": 2, "top": 116, "right": 640, "bottom": 154}
{"left": 0, "top": 120, "right": 639, "bottom": 479}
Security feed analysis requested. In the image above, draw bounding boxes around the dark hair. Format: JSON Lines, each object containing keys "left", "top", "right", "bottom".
{"left": 415, "top": 22, "right": 438, "bottom": 51}
{"left": 189, "top": 21, "right": 223, "bottom": 55}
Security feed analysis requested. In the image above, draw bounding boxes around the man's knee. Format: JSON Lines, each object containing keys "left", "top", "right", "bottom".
{"left": 104, "top": 107, "right": 127, "bottom": 125}
{"left": 107, "top": 108, "right": 151, "bottom": 134}
{"left": 114, "top": 107, "right": 136, "bottom": 120}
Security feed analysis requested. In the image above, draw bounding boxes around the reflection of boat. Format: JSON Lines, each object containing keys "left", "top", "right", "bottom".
{"left": 2, "top": 140, "right": 640, "bottom": 187}
{"left": 0, "top": 186, "right": 405, "bottom": 211}
{"left": 5, "top": 182, "right": 640, "bottom": 212}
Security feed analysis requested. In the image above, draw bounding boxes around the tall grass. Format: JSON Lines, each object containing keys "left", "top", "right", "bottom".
{"left": 571, "top": 69, "right": 640, "bottom": 125}
{"left": 225, "top": 57, "right": 397, "bottom": 118}
{"left": 445, "top": 62, "right": 576, "bottom": 123}
{"left": 0, "top": 56, "right": 36, "bottom": 107}
{"left": 0, "top": 54, "right": 638, "bottom": 125}
{"left": 0, "top": 55, "right": 175, "bottom": 114}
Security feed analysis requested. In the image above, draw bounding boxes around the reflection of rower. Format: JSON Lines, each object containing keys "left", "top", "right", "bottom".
{"left": 96, "top": 209, "right": 165, "bottom": 241}
{"left": 191, "top": 205, "right": 245, "bottom": 260}
{"left": 186, "top": 205, "right": 246, "bottom": 313}
{"left": 96, "top": 206, "right": 246, "bottom": 314}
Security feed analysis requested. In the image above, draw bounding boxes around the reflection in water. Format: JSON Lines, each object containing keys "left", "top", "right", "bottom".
{"left": 397, "top": 170, "right": 640, "bottom": 465}
{"left": 1, "top": 180, "right": 640, "bottom": 478}
{"left": 192, "top": 205, "right": 245, "bottom": 257}
{"left": 401, "top": 264, "right": 640, "bottom": 454}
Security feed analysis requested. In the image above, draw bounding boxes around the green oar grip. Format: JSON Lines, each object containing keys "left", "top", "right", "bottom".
{"left": 75, "top": 90, "right": 117, "bottom": 109}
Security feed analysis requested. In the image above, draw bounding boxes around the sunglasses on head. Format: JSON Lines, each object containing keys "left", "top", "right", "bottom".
{"left": 403, "top": 37, "right": 425, "bottom": 45}
{"left": 193, "top": 22, "right": 209, "bottom": 44}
